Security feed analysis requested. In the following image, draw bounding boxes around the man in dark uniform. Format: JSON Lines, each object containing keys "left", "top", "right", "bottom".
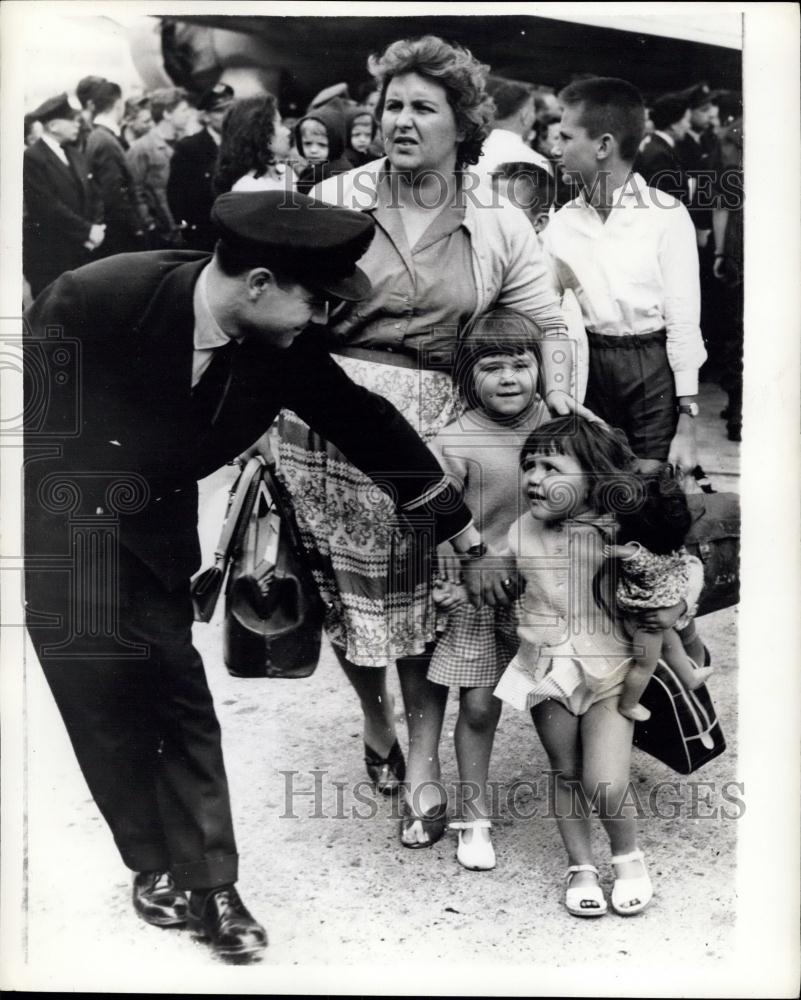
{"left": 23, "top": 93, "right": 105, "bottom": 298}
{"left": 633, "top": 91, "right": 692, "bottom": 204}
{"left": 24, "top": 190, "right": 503, "bottom": 961}
{"left": 74, "top": 74, "right": 106, "bottom": 153}
{"left": 168, "top": 83, "right": 234, "bottom": 251}
{"left": 85, "top": 80, "right": 145, "bottom": 256}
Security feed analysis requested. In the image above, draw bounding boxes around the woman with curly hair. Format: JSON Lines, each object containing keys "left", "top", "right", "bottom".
{"left": 213, "top": 93, "right": 292, "bottom": 194}
{"left": 276, "top": 35, "right": 591, "bottom": 853}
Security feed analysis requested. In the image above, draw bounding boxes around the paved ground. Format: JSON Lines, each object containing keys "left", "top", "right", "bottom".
{"left": 14, "top": 382, "right": 750, "bottom": 993}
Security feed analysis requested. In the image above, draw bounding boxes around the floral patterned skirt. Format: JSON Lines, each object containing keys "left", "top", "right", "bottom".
{"left": 276, "top": 353, "right": 457, "bottom": 667}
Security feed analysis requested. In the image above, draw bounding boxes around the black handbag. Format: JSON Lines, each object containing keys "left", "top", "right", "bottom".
{"left": 683, "top": 491, "right": 740, "bottom": 617}
{"left": 633, "top": 660, "right": 726, "bottom": 774}
{"left": 222, "top": 458, "right": 325, "bottom": 679}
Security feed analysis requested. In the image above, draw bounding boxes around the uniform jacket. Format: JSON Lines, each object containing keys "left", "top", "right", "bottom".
{"left": 167, "top": 128, "right": 219, "bottom": 251}
{"left": 22, "top": 137, "right": 102, "bottom": 295}
{"left": 85, "top": 124, "right": 142, "bottom": 254}
{"left": 24, "top": 252, "right": 471, "bottom": 590}
{"left": 677, "top": 131, "right": 717, "bottom": 231}
{"left": 633, "top": 133, "right": 688, "bottom": 205}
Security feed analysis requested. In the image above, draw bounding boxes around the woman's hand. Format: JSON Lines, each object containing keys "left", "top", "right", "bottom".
{"left": 633, "top": 601, "right": 688, "bottom": 632}
{"left": 545, "top": 389, "right": 603, "bottom": 423}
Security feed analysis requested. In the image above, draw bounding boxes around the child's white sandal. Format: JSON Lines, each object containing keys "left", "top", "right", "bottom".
{"left": 449, "top": 819, "right": 495, "bottom": 871}
{"left": 564, "top": 864, "right": 607, "bottom": 917}
{"left": 610, "top": 849, "right": 653, "bottom": 915}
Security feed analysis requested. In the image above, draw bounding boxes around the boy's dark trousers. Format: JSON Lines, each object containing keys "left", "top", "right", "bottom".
{"left": 584, "top": 329, "right": 677, "bottom": 463}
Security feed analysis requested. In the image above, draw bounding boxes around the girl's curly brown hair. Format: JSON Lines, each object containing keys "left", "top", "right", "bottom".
{"left": 368, "top": 35, "right": 495, "bottom": 169}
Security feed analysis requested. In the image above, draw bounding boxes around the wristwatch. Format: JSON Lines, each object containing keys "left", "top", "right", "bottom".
{"left": 460, "top": 541, "right": 487, "bottom": 561}
{"left": 677, "top": 401, "right": 700, "bottom": 418}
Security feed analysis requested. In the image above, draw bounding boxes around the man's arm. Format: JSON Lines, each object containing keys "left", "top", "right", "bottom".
{"left": 281, "top": 333, "right": 517, "bottom": 604}
{"left": 88, "top": 135, "right": 140, "bottom": 233}
{"left": 166, "top": 144, "right": 193, "bottom": 229}
{"left": 23, "top": 153, "right": 93, "bottom": 244}
{"left": 659, "top": 201, "right": 707, "bottom": 475}
{"left": 282, "top": 332, "right": 472, "bottom": 545}
{"left": 125, "top": 144, "right": 157, "bottom": 230}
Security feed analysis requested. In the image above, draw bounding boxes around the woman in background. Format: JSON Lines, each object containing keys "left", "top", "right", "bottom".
{"left": 213, "top": 93, "right": 292, "bottom": 194}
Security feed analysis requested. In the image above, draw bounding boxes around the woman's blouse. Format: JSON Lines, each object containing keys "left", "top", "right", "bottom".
{"left": 328, "top": 172, "right": 477, "bottom": 361}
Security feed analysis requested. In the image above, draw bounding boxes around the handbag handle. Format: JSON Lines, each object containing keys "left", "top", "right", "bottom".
{"left": 655, "top": 658, "right": 716, "bottom": 749}
{"left": 212, "top": 456, "right": 266, "bottom": 566}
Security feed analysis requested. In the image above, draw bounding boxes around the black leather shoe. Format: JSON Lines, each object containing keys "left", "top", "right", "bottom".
{"left": 132, "top": 871, "right": 188, "bottom": 927}
{"left": 188, "top": 885, "right": 267, "bottom": 959}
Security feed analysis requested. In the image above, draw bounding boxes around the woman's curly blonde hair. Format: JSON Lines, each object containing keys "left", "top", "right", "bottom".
{"left": 368, "top": 35, "right": 495, "bottom": 169}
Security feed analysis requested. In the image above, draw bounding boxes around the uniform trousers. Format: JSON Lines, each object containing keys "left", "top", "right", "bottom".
{"left": 25, "top": 541, "right": 238, "bottom": 890}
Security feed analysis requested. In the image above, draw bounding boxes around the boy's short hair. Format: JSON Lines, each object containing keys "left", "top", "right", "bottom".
{"left": 148, "top": 87, "right": 190, "bottom": 123}
{"left": 76, "top": 75, "right": 106, "bottom": 109}
{"left": 558, "top": 77, "right": 645, "bottom": 162}
{"left": 486, "top": 76, "right": 533, "bottom": 121}
{"left": 454, "top": 308, "right": 543, "bottom": 410}
{"left": 491, "top": 161, "right": 555, "bottom": 213}
{"left": 650, "top": 92, "right": 691, "bottom": 131}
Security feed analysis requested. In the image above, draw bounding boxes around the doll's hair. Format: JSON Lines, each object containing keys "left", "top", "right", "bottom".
{"left": 519, "top": 415, "right": 640, "bottom": 516}
{"left": 454, "top": 309, "right": 543, "bottom": 412}
{"left": 616, "top": 466, "right": 692, "bottom": 554}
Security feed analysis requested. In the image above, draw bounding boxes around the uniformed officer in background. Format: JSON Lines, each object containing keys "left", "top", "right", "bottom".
{"left": 168, "top": 83, "right": 235, "bottom": 251}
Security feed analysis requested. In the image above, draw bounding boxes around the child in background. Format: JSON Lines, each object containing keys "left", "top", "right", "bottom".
{"left": 343, "top": 107, "right": 378, "bottom": 168}
{"left": 293, "top": 102, "right": 353, "bottom": 194}
{"left": 494, "top": 416, "right": 701, "bottom": 917}
{"left": 489, "top": 160, "right": 554, "bottom": 235}
{"left": 414, "top": 309, "right": 549, "bottom": 870}
{"left": 603, "top": 468, "right": 712, "bottom": 721}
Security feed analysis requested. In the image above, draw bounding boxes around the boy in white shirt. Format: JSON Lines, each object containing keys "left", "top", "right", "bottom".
{"left": 543, "top": 77, "right": 706, "bottom": 477}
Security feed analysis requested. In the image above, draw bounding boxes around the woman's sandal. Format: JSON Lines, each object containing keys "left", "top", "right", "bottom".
{"left": 610, "top": 849, "right": 653, "bottom": 915}
{"left": 449, "top": 819, "right": 496, "bottom": 871}
{"left": 565, "top": 865, "right": 608, "bottom": 917}
{"left": 399, "top": 799, "right": 448, "bottom": 849}
{"left": 364, "top": 739, "right": 406, "bottom": 796}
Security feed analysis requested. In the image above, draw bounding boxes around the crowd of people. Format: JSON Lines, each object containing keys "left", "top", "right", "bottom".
{"left": 22, "top": 34, "right": 742, "bottom": 962}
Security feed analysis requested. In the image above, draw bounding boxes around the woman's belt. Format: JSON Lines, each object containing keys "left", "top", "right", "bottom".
{"left": 330, "top": 344, "right": 452, "bottom": 372}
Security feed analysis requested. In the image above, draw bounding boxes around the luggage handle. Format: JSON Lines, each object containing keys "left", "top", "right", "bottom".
{"left": 655, "top": 658, "right": 716, "bottom": 749}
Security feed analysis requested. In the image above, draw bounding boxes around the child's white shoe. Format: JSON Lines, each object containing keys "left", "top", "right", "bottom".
{"left": 449, "top": 819, "right": 495, "bottom": 871}
{"left": 565, "top": 864, "right": 607, "bottom": 917}
{"left": 611, "top": 849, "right": 653, "bottom": 915}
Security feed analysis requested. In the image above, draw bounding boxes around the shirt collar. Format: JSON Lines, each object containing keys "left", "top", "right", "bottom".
{"left": 207, "top": 126, "right": 221, "bottom": 145}
{"left": 41, "top": 132, "right": 67, "bottom": 160}
{"left": 193, "top": 265, "right": 239, "bottom": 350}
{"left": 93, "top": 113, "right": 121, "bottom": 137}
{"left": 654, "top": 129, "right": 675, "bottom": 148}
{"left": 576, "top": 171, "right": 648, "bottom": 212}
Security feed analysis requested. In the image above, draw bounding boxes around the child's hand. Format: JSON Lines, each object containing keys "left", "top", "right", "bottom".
{"left": 433, "top": 578, "right": 468, "bottom": 610}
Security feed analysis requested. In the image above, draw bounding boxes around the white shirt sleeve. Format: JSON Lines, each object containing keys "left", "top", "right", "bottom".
{"left": 658, "top": 202, "right": 707, "bottom": 396}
